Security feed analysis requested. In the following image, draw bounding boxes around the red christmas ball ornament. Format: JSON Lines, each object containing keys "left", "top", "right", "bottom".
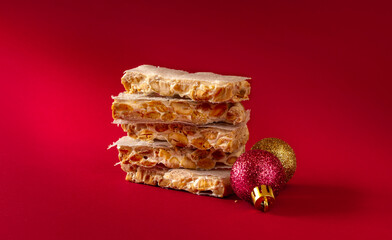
{"left": 230, "top": 150, "right": 286, "bottom": 212}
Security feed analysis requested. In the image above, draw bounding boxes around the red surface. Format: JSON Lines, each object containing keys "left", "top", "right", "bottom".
{"left": 1, "top": 1, "right": 391, "bottom": 239}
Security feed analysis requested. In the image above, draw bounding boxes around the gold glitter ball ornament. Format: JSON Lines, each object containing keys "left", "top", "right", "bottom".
{"left": 251, "top": 138, "right": 296, "bottom": 183}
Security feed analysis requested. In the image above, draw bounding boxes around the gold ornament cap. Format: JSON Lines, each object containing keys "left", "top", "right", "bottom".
{"left": 251, "top": 185, "right": 275, "bottom": 212}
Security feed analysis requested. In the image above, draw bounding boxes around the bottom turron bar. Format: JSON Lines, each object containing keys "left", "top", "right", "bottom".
{"left": 121, "top": 163, "right": 233, "bottom": 198}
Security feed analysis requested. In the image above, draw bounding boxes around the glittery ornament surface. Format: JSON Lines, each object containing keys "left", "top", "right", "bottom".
{"left": 252, "top": 138, "right": 296, "bottom": 183}
{"left": 230, "top": 150, "right": 286, "bottom": 202}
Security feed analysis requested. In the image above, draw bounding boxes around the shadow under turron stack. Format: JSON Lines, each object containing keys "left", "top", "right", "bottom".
{"left": 110, "top": 65, "right": 251, "bottom": 198}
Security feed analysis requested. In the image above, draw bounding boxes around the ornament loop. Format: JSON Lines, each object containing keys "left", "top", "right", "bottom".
{"left": 251, "top": 185, "right": 275, "bottom": 212}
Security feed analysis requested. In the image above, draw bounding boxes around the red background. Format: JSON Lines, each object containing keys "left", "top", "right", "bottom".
{"left": 1, "top": 0, "right": 391, "bottom": 239}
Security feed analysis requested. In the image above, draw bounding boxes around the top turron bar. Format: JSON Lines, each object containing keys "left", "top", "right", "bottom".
{"left": 121, "top": 65, "right": 251, "bottom": 103}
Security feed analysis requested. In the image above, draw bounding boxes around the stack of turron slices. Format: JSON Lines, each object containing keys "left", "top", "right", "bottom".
{"left": 110, "top": 65, "right": 251, "bottom": 197}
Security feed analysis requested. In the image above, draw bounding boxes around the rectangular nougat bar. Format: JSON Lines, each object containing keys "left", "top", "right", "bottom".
{"left": 121, "top": 163, "right": 233, "bottom": 198}
{"left": 121, "top": 65, "right": 251, "bottom": 103}
{"left": 111, "top": 136, "right": 245, "bottom": 170}
{"left": 112, "top": 93, "right": 248, "bottom": 125}
{"left": 117, "top": 121, "right": 249, "bottom": 153}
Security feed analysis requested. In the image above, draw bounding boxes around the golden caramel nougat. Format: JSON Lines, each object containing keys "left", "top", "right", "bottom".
{"left": 112, "top": 93, "right": 248, "bottom": 125}
{"left": 118, "top": 121, "right": 249, "bottom": 153}
{"left": 121, "top": 163, "right": 233, "bottom": 197}
{"left": 111, "top": 136, "right": 244, "bottom": 170}
{"left": 121, "top": 65, "right": 251, "bottom": 103}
